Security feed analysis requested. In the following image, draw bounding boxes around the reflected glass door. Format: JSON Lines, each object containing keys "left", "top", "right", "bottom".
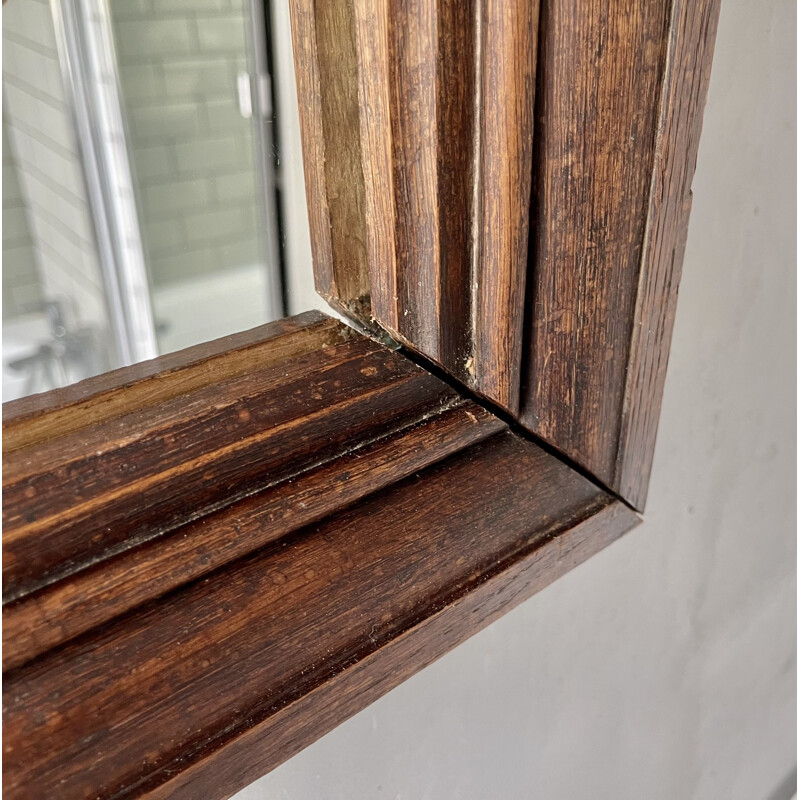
{"left": 3, "top": 0, "right": 120, "bottom": 400}
{"left": 107, "top": 0, "right": 284, "bottom": 353}
{"left": 2, "top": 0, "right": 285, "bottom": 400}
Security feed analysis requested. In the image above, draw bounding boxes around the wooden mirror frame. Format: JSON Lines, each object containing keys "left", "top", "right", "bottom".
{"left": 2, "top": 1, "right": 720, "bottom": 798}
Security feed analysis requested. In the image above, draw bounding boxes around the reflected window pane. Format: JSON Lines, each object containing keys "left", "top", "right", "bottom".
{"left": 2, "top": 0, "right": 289, "bottom": 401}
{"left": 108, "top": 0, "right": 283, "bottom": 353}
{"left": 3, "top": 0, "right": 116, "bottom": 400}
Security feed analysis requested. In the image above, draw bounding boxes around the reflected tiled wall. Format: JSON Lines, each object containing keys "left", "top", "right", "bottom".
{"left": 2, "top": 114, "right": 42, "bottom": 319}
{"left": 109, "top": 0, "right": 264, "bottom": 287}
{"left": 2, "top": 0, "right": 109, "bottom": 329}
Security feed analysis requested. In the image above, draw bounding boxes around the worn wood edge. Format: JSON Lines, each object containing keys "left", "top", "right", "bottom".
{"left": 2, "top": 311, "right": 341, "bottom": 452}
{"left": 3, "top": 333, "right": 391, "bottom": 486}
{"left": 2, "top": 359, "right": 437, "bottom": 536}
{"left": 314, "top": 0, "right": 371, "bottom": 302}
{"left": 290, "top": 0, "right": 538, "bottom": 415}
{"left": 472, "top": 0, "right": 538, "bottom": 412}
{"left": 143, "top": 498, "right": 639, "bottom": 800}
{"left": 289, "top": 0, "right": 374, "bottom": 307}
{"left": 3, "top": 427, "right": 639, "bottom": 799}
{"left": 2, "top": 403, "right": 504, "bottom": 671}
{"left": 519, "top": 0, "right": 674, "bottom": 489}
{"left": 614, "top": 0, "right": 721, "bottom": 510}
{"left": 288, "top": 0, "right": 337, "bottom": 298}
{"left": 2, "top": 323, "right": 460, "bottom": 605}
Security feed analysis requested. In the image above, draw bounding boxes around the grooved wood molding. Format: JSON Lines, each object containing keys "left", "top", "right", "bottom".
{"left": 3, "top": 313, "right": 637, "bottom": 799}
{"left": 292, "top": 0, "right": 720, "bottom": 510}
{"left": 2, "top": 0, "right": 721, "bottom": 797}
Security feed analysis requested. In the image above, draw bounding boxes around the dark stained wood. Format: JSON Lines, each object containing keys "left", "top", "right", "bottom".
{"left": 519, "top": 0, "right": 720, "bottom": 509}
{"left": 292, "top": 0, "right": 721, "bottom": 509}
{"left": 290, "top": 0, "right": 538, "bottom": 409}
{"left": 1, "top": 0, "right": 722, "bottom": 794}
{"left": 3, "top": 428, "right": 638, "bottom": 800}
{"left": 523, "top": 0, "right": 673, "bottom": 490}
{"left": 2, "top": 313, "right": 472, "bottom": 607}
{"left": 3, "top": 402, "right": 503, "bottom": 670}
{"left": 3, "top": 311, "right": 638, "bottom": 800}
{"left": 2, "top": 317, "right": 460, "bottom": 605}
{"left": 147, "top": 500, "right": 635, "bottom": 800}
{"left": 2, "top": 311, "right": 337, "bottom": 451}
{"left": 614, "top": 0, "right": 722, "bottom": 507}
{"left": 472, "top": 0, "right": 538, "bottom": 408}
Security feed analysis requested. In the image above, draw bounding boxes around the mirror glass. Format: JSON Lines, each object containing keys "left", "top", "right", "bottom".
{"left": 2, "top": 0, "right": 318, "bottom": 402}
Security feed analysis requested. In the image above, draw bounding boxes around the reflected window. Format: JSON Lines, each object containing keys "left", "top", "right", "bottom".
{"left": 2, "top": 0, "right": 310, "bottom": 402}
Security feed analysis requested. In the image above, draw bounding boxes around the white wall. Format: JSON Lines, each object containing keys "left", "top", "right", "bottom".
{"left": 236, "top": 0, "right": 796, "bottom": 797}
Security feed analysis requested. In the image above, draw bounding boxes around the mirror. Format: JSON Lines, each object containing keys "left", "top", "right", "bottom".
{"left": 2, "top": 0, "right": 318, "bottom": 402}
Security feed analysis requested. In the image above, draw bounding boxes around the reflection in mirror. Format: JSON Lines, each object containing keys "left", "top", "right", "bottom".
{"left": 2, "top": 0, "right": 315, "bottom": 402}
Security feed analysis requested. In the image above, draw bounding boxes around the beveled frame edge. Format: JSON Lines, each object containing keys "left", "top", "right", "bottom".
{"left": 613, "top": 0, "right": 722, "bottom": 508}
{"left": 291, "top": 0, "right": 722, "bottom": 512}
{"left": 2, "top": 311, "right": 476, "bottom": 660}
{"left": 2, "top": 311, "right": 639, "bottom": 800}
{"left": 148, "top": 494, "right": 637, "bottom": 800}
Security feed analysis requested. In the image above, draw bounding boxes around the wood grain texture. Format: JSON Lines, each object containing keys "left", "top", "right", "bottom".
{"left": 2, "top": 313, "right": 464, "bottom": 608}
{"left": 290, "top": 0, "right": 538, "bottom": 409}
{"left": 288, "top": 5, "right": 339, "bottom": 304}
{"left": 473, "top": 0, "right": 538, "bottom": 408}
{"left": 520, "top": 0, "right": 720, "bottom": 509}
{"left": 290, "top": 0, "right": 371, "bottom": 318}
{"left": 145, "top": 500, "right": 635, "bottom": 800}
{"left": 614, "top": 0, "right": 721, "bottom": 507}
{"left": 2, "top": 311, "right": 336, "bottom": 451}
{"left": 3, "top": 402, "right": 502, "bottom": 671}
{"left": 0, "top": 1, "right": 723, "bottom": 792}
{"left": 3, "top": 429, "right": 638, "bottom": 800}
